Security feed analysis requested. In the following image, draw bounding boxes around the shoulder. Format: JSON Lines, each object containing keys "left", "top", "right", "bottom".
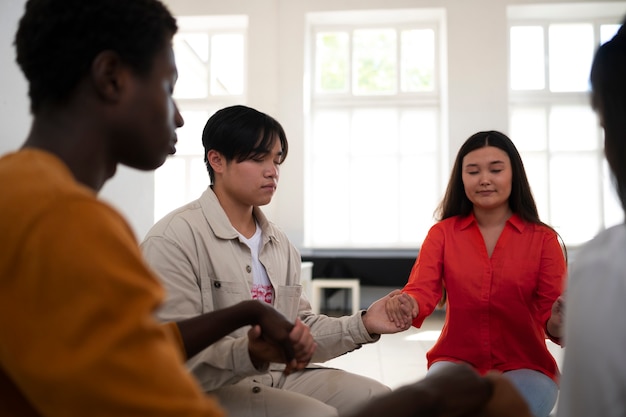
{"left": 421, "top": 216, "right": 466, "bottom": 245}
{"left": 571, "top": 225, "right": 626, "bottom": 279}
{"left": 146, "top": 198, "right": 204, "bottom": 238}
{"left": 432, "top": 215, "right": 470, "bottom": 233}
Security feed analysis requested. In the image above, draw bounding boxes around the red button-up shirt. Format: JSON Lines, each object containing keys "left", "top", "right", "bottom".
{"left": 403, "top": 213, "right": 566, "bottom": 382}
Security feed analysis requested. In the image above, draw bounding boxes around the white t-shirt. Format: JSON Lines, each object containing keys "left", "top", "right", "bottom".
{"left": 557, "top": 223, "right": 626, "bottom": 417}
{"left": 239, "top": 223, "right": 275, "bottom": 305}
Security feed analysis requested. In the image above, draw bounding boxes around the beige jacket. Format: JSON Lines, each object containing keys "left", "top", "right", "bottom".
{"left": 141, "top": 187, "right": 378, "bottom": 392}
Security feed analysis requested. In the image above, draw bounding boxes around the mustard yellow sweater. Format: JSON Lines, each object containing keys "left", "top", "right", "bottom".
{"left": 0, "top": 149, "right": 224, "bottom": 417}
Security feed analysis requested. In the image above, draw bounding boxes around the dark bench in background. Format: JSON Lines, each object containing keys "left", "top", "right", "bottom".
{"left": 300, "top": 249, "right": 418, "bottom": 288}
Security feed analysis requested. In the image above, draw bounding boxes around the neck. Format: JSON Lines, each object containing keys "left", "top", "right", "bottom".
{"left": 212, "top": 185, "right": 256, "bottom": 237}
{"left": 473, "top": 205, "right": 512, "bottom": 228}
{"left": 23, "top": 107, "right": 115, "bottom": 192}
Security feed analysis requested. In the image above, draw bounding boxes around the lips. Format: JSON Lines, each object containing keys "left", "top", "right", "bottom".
{"left": 168, "top": 137, "right": 178, "bottom": 155}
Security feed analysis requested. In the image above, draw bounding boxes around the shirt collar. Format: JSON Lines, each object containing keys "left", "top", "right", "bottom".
{"left": 200, "top": 186, "right": 278, "bottom": 243}
{"left": 457, "top": 211, "right": 525, "bottom": 233}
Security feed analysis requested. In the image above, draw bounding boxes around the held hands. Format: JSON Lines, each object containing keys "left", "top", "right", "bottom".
{"left": 546, "top": 295, "right": 565, "bottom": 341}
{"left": 384, "top": 289, "right": 419, "bottom": 330}
{"left": 361, "top": 290, "right": 418, "bottom": 335}
{"left": 248, "top": 304, "right": 316, "bottom": 374}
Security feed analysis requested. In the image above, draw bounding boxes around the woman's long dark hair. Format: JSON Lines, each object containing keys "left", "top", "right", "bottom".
{"left": 436, "top": 131, "right": 542, "bottom": 224}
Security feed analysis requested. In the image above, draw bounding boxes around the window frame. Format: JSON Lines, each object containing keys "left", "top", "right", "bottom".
{"left": 305, "top": 9, "right": 446, "bottom": 249}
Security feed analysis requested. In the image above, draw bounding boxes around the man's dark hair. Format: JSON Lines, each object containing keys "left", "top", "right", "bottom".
{"left": 202, "top": 105, "right": 289, "bottom": 184}
{"left": 14, "top": 0, "right": 177, "bottom": 113}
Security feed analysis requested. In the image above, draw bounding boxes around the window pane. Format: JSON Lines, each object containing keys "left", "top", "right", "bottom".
{"left": 211, "top": 34, "right": 244, "bottom": 95}
{"left": 400, "top": 109, "right": 438, "bottom": 154}
{"left": 316, "top": 32, "right": 349, "bottom": 93}
{"left": 312, "top": 110, "right": 351, "bottom": 155}
{"left": 155, "top": 158, "right": 186, "bottom": 221}
{"left": 310, "top": 156, "right": 350, "bottom": 246}
{"left": 401, "top": 29, "right": 435, "bottom": 92}
{"left": 173, "top": 33, "right": 209, "bottom": 99}
{"left": 550, "top": 153, "right": 601, "bottom": 244}
{"left": 510, "top": 107, "right": 548, "bottom": 152}
{"left": 548, "top": 105, "right": 598, "bottom": 151}
{"left": 353, "top": 29, "right": 397, "bottom": 95}
{"left": 510, "top": 26, "right": 545, "bottom": 90}
{"left": 351, "top": 108, "right": 398, "bottom": 156}
{"left": 400, "top": 155, "right": 438, "bottom": 244}
{"left": 175, "top": 110, "right": 211, "bottom": 155}
{"left": 190, "top": 157, "right": 209, "bottom": 198}
{"left": 549, "top": 23, "right": 594, "bottom": 92}
{"left": 601, "top": 24, "right": 621, "bottom": 44}
{"left": 519, "top": 152, "right": 549, "bottom": 222}
{"left": 351, "top": 157, "right": 399, "bottom": 244}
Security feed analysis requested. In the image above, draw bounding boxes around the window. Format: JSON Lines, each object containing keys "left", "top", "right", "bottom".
{"left": 154, "top": 16, "right": 247, "bottom": 222}
{"left": 305, "top": 9, "right": 446, "bottom": 248}
{"left": 508, "top": 4, "right": 624, "bottom": 246}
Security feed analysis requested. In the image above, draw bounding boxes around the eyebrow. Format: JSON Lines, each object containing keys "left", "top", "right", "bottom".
{"left": 464, "top": 160, "right": 506, "bottom": 168}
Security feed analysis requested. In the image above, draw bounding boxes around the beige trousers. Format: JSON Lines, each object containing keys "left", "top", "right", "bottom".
{"left": 208, "top": 367, "right": 391, "bottom": 417}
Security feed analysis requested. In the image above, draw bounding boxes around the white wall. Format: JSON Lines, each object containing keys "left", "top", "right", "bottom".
{"left": 0, "top": 0, "right": 30, "bottom": 155}
{"left": 2, "top": 0, "right": 624, "bottom": 244}
{"left": 1, "top": 0, "right": 160, "bottom": 241}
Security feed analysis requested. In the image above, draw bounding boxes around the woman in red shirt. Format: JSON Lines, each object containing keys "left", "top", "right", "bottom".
{"left": 386, "top": 130, "right": 566, "bottom": 417}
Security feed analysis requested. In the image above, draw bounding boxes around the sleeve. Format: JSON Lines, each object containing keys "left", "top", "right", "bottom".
{"left": 276, "top": 239, "right": 379, "bottom": 363}
{"left": 402, "top": 224, "right": 446, "bottom": 328}
{"left": 535, "top": 230, "right": 567, "bottom": 344}
{"left": 0, "top": 199, "right": 223, "bottom": 417}
{"left": 141, "top": 225, "right": 262, "bottom": 391}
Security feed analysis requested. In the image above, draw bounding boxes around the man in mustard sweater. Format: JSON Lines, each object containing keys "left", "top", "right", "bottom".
{"left": 0, "top": 1, "right": 314, "bottom": 416}
{"left": 0, "top": 1, "right": 532, "bottom": 417}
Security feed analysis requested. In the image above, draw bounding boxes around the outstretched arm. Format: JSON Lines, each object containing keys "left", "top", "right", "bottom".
{"left": 362, "top": 290, "right": 418, "bottom": 334}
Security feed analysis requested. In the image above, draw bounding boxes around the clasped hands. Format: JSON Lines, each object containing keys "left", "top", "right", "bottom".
{"left": 384, "top": 289, "right": 419, "bottom": 331}
{"left": 247, "top": 303, "right": 316, "bottom": 375}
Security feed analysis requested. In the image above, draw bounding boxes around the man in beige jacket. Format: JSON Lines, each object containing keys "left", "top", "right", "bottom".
{"left": 142, "top": 104, "right": 412, "bottom": 417}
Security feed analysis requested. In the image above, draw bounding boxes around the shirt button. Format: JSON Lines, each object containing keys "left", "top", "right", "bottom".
{"left": 214, "top": 281, "right": 221, "bottom": 288}
{"left": 252, "top": 386, "right": 261, "bottom": 394}
{"left": 246, "top": 265, "right": 252, "bottom": 273}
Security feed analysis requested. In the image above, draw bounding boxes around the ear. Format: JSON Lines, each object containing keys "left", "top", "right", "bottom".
{"left": 90, "top": 50, "right": 129, "bottom": 102}
{"left": 207, "top": 149, "right": 226, "bottom": 173}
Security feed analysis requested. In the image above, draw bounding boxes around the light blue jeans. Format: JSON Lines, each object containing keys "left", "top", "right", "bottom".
{"left": 427, "top": 361, "right": 558, "bottom": 417}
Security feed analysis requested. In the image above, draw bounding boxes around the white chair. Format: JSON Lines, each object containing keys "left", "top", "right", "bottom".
{"left": 300, "top": 261, "right": 313, "bottom": 298}
{"left": 310, "top": 278, "right": 360, "bottom": 315}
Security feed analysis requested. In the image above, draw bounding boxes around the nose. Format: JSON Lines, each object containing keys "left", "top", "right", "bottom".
{"left": 479, "top": 173, "right": 491, "bottom": 185}
{"left": 265, "top": 162, "right": 279, "bottom": 179}
{"left": 174, "top": 103, "right": 184, "bottom": 128}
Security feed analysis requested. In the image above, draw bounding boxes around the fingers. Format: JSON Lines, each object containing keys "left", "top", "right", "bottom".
{"left": 247, "top": 324, "right": 262, "bottom": 341}
{"left": 385, "top": 293, "right": 417, "bottom": 329}
{"left": 289, "top": 319, "right": 316, "bottom": 367}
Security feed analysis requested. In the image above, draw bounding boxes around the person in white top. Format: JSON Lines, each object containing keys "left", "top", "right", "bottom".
{"left": 556, "top": 18, "right": 626, "bottom": 417}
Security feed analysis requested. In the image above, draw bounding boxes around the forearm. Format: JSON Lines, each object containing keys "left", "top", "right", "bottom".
{"left": 302, "top": 312, "right": 377, "bottom": 362}
{"left": 175, "top": 300, "right": 267, "bottom": 359}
